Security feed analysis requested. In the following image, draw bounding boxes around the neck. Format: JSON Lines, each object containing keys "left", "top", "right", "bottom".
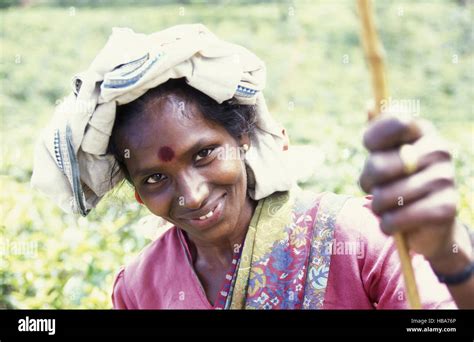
{"left": 186, "top": 195, "right": 257, "bottom": 266}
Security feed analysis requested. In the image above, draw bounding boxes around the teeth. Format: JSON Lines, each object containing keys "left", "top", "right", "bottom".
{"left": 198, "top": 210, "right": 214, "bottom": 220}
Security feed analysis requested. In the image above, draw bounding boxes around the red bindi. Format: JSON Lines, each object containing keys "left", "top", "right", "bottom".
{"left": 158, "top": 146, "right": 175, "bottom": 162}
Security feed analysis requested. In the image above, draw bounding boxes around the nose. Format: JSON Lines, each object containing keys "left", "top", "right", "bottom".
{"left": 176, "top": 172, "right": 209, "bottom": 210}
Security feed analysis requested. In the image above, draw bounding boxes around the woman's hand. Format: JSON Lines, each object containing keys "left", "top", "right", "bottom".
{"left": 359, "top": 111, "right": 474, "bottom": 309}
{"left": 359, "top": 112, "right": 458, "bottom": 262}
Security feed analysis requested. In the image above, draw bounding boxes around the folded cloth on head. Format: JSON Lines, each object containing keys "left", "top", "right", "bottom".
{"left": 31, "top": 24, "right": 295, "bottom": 216}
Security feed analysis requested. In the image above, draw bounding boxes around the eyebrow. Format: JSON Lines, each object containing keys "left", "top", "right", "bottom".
{"left": 132, "top": 137, "right": 216, "bottom": 180}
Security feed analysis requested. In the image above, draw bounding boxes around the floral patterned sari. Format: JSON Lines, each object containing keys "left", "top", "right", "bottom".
{"left": 227, "top": 189, "right": 350, "bottom": 309}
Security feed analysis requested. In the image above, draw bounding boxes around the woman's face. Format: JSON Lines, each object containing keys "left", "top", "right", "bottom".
{"left": 116, "top": 93, "right": 252, "bottom": 242}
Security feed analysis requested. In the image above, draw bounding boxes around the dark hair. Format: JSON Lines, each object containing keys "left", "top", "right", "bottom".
{"left": 107, "top": 78, "right": 257, "bottom": 184}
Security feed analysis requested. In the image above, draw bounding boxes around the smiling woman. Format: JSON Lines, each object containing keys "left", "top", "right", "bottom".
{"left": 31, "top": 24, "right": 474, "bottom": 310}
{"left": 108, "top": 79, "right": 257, "bottom": 306}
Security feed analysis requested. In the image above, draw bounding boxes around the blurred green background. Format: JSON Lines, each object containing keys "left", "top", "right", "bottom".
{"left": 0, "top": 0, "right": 472, "bottom": 308}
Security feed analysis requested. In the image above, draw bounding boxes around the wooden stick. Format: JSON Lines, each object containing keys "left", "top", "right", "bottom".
{"left": 356, "top": 0, "right": 422, "bottom": 309}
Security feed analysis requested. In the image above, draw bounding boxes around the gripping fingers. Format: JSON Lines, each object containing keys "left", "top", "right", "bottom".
{"left": 371, "top": 161, "right": 455, "bottom": 216}
{"left": 379, "top": 187, "right": 457, "bottom": 235}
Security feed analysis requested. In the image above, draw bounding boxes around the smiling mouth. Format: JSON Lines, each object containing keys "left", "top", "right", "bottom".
{"left": 184, "top": 194, "right": 226, "bottom": 228}
{"left": 197, "top": 206, "right": 217, "bottom": 220}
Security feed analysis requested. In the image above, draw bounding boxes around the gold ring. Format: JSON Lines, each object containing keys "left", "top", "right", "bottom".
{"left": 399, "top": 144, "right": 418, "bottom": 175}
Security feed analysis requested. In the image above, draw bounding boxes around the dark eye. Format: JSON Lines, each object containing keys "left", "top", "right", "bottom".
{"left": 145, "top": 173, "right": 166, "bottom": 184}
{"left": 195, "top": 148, "right": 214, "bottom": 161}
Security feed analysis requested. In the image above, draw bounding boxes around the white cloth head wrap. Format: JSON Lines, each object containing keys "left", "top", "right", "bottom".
{"left": 31, "top": 24, "right": 295, "bottom": 215}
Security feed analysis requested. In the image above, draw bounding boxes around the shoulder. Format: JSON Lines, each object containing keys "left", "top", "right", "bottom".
{"left": 288, "top": 188, "right": 388, "bottom": 266}
{"left": 129, "top": 224, "right": 180, "bottom": 268}
{"left": 111, "top": 226, "right": 181, "bottom": 309}
{"left": 289, "top": 189, "right": 386, "bottom": 249}
{"left": 291, "top": 188, "right": 381, "bottom": 242}
{"left": 330, "top": 194, "right": 398, "bottom": 275}
{"left": 334, "top": 194, "right": 387, "bottom": 249}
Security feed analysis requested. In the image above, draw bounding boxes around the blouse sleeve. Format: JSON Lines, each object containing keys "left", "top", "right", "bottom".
{"left": 332, "top": 196, "right": 456, "bottom": 309}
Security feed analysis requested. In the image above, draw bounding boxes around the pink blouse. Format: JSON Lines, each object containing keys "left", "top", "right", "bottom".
{"left": 112, "top": 196, "right": 455, "bottom": 309}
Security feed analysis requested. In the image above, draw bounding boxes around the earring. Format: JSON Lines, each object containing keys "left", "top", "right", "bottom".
{"left": 134, "top": 190, "right": 144, "bottom": 205}
{"left": 242, "top": 144, "right": 249, "bottom": 152}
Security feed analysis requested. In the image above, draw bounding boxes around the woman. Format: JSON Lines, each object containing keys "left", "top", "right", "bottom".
{"left": 31, "top": 24, "right": 473, "bottom": 309}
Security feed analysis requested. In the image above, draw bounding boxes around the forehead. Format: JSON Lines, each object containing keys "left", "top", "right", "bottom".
{"left": 136, "top": 94, "right": 199, "bottom": 144}
{"left": 116, "top": 94, "right": 228, "bottom": 172}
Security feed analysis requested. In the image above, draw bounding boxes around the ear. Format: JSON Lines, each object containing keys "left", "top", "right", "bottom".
{"left": 238, "top": 133, "right": 250, "bottom": 148}
{"left": 134, "top": 189, "right": 144, "bottom": 205}
{"left": 281, "top": 128, "right": 289, "bottom": 151}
